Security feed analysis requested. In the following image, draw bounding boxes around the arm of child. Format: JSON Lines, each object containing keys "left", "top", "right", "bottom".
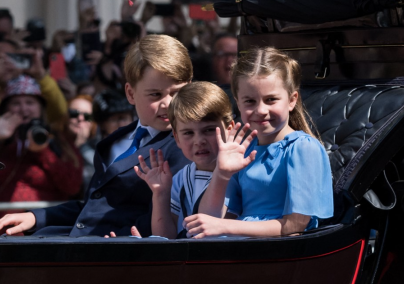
{"left": 183, "top": 213, "right": 310, "bottom": 238}
{"left": 0, "top": 212, "right": 36, "bottom": 235}
{"left": 198, "top": 123, "right": 257, "bottom": 218}
{"left": 134, "top": 149, "right": 178, "bottom": 239}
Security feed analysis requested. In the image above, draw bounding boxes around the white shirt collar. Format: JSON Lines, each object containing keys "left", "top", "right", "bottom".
{"left": 128, "top": 120, "right": 160, "bottom": 140}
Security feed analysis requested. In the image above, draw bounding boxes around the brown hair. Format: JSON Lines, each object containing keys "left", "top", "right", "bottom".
{"left": 124, "top": 34, "right": 193, "bottom": 87}
{"left": 231, "top": 46, "right": 317, "bottom": 138}
{"left": 168, "top": 81, "right": 233, "bottom": 131}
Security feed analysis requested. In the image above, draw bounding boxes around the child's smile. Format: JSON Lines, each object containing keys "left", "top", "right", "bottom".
{"left": 237, "top": 73, "right": 298, "bottom": 145}
{"left": 157, "top": 114, "right": 169, "bottom": 122}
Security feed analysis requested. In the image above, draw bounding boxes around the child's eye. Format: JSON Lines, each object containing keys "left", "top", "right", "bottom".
{"left": 149, "top": 93, "right": 161, "bottom": 98}
{"left": 204, "top": 128, "right": 216, "bottom": 133}
{"left": 183, "top": 131, "right": 193, "bottom": 135}
{"left": 244, "top": 99, "right": 255, "bottom": 104}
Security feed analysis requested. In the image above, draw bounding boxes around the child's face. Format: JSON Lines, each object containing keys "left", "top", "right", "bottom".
{"left": 236, "top": 74, "right": 298, "bottom": 145}
{"left": 125, "top": 66, "right": 187, "bottom": 131}
{"left": 174, "top": 119, "right": 233, "bottom": 171}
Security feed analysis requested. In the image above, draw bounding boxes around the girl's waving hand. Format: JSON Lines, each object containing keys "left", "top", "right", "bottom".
{"left": 197, "top": 123, "right": 257, "bottom": 218}
{"left": 215, "top": 122, "right": 258, "bottom": 181}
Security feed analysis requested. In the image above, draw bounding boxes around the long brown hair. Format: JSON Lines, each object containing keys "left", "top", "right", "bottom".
{"left": 231, "top": 46, "right": 318, "bottom": 139}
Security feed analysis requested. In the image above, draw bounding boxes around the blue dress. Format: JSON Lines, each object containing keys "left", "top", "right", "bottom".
{"left": 225, "top": 131, "right": 333, "bottom": 230}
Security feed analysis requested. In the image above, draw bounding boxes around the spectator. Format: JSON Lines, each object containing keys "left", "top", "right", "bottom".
{"left": 92, "top": 88, "right": 135, "bottom": 139}
{"left": 0, "top": 75, "right": 83, "bottom": 217}
{"left": 68, "top": 94, "right": 96, "bottom": 149}
{"left": 67, "top": 94, "right": 98, "bottom": 196}
{"left": 0, "top": 8, "right": 13, "bottom": 40}
{"left": 50, "top": 29, "right": 92, "bottom": 86}
{"left": 0, "top": 39, "right": 21, "bottom": 86}
{"left": 211, "top": 33, "right": 240, "bottom": 123}
{"left": 0, "top": 40, "right": 18, "bottom": 100}
{"left": 92, "top": 20, "right": 142, "bottom": 93}
{"left": 0, "top": 38, "right": 69, "bottom": 126}
{"left": 74, "top": 88, "right": 137, "bottom": 196}
{"left": 23, "top": 18, "right": 50, "bottom": 70}
{"left": 211, "top": 33, "right": 238, "bottom": 86}
{"left": 76, "top": 81, "right": 95, "bottom": 97}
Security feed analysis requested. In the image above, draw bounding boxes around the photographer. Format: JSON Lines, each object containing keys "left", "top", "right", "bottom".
{"left": 0, "top": 75, "right": 83, "bottom": 218}
{"left": 0, "top": 37, "right": 68, "bottom": 126}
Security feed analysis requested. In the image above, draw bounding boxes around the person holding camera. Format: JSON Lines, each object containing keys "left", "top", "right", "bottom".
{"left": 0, "top": 75, "right": 83, "bottom": 219}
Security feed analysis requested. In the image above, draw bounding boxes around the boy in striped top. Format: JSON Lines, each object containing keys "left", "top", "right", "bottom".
{"left": 135, "top": 81, "right": 235, "bottom": 239}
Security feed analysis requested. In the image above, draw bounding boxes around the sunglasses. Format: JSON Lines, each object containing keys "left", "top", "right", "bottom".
{"left": 68, "top": 109, "right": 92, "bottom": 121}
{"left": 213, "top": 51, "right": 238, "bottom": 59}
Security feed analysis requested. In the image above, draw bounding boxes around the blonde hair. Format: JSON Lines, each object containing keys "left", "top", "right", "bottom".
{"left": 124, "top": 34, "right": 193, "bottom": 86}
{"left": 168, "top": 81, "right": 233, "bottom": 131}
{"left": 231, "top": 46, "right": 317, "bottom": 138}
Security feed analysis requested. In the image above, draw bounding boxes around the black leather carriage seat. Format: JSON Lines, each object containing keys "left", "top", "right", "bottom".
{"left": 301, "top": 84, "right": 404, "bottom": 223}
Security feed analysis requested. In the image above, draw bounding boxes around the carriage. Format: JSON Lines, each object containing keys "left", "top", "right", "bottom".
{"left": 1, "top": 1, "right": 404, "bottom": 283}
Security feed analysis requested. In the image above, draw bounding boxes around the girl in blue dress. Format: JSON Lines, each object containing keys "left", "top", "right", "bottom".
{"left": 183, "top": 46, "right": 334, "bottom": 238}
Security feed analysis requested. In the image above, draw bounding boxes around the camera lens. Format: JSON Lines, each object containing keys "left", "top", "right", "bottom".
{"left": 31, "top": 125, "right": 48, "bottom": 145}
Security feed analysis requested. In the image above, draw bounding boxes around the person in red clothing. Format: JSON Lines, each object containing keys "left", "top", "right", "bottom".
{"left": 0, "top": 75, "right": 83, "bottom": 220}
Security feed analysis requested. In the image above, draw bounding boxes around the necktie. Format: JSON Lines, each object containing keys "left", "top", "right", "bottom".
{"left": 114, "top": 127, "right": 148, "bottom": 163}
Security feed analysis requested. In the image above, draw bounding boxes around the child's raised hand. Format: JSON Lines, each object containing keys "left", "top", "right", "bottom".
{"left": 216, "top": 123, "right": 257, "bottom": 180}
{"left": 134, "top": 149, "right": 173, "bottom": 195}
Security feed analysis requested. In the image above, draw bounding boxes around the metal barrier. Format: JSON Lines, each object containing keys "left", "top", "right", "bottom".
{"left": 0, "top": 201, "right": 81, "bottom": 211}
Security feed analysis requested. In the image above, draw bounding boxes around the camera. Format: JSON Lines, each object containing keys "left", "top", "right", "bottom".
{"left": 19, "top": 119, "right": 49, "bottom": 145}
{"left": 6, "top": 53, "right": 33, "bottom": 69}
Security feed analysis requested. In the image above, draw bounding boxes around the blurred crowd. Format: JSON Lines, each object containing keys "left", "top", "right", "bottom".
{"left": 0, "top": 0, "right": 239, "bottom": 216}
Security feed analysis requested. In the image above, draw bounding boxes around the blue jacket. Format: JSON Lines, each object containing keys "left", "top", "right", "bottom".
{"left": 31, "top": 120, "right": 190, "bottom": 237}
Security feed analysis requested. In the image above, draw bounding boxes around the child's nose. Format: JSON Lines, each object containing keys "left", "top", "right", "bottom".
{"left": 194, "top": 134, "right": 206, "bottom": 145}
{"left": 160, "top": 95, "right": 172, "bottom": 108}
{"left": 256, "top": 102, "right": 268, "bottom": 115}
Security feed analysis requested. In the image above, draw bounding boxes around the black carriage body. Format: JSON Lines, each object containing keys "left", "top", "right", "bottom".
{"left": 1, "top": 84, "right": 404, "bottom": 283}
{"left": 1, "top": 3, "right": 404, "bottom": 284}
{"left": 0, "top": 224, "right": 364, "bottom": 284}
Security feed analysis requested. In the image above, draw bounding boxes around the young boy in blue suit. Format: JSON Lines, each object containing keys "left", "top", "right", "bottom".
{"left": 0, "top": 34, "right": 192, "bottom": 237}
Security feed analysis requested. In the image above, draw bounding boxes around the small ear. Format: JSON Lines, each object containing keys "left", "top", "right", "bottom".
{"left": 227, "top": 120, "right": 235, "bottom": 130}
{"left": 173, "top": 130, "right": 182, "bottom": 149}
{"left": 125, "top": 83, "right": 136, "bottom": 105}
{"left": 289, "top": 91, "right": 298, "bottom": 111}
